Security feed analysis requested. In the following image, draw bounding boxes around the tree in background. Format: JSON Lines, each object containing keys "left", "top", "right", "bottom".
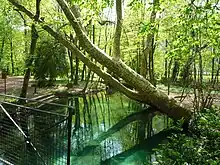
{"left": 34, "top": 37, "right": 69, "bottom": 87}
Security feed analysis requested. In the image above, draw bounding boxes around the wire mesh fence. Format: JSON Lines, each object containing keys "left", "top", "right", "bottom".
{"left": 0, "top": 93, "right": 153, "bottom": 165}
{"left": 0, "top": 95, "right": 71, "bottom": 165}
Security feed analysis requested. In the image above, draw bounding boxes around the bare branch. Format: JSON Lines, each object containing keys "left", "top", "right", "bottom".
{"left": 14, "top": 9, "right": 27, "bottom": 26}
{"left": 8, "top": 0, "right": 35, "bottom": 20}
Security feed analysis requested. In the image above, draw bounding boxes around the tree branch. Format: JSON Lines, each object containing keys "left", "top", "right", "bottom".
{"left": 42, "top": 25, "right": 142, "bottom": 102}
{"left": 35, "top": 0, "right": 41, "bottom": 20}
{"left": 14, "top": 9, "right": 27, "bottom": 26}
{"left": 7, "top": 0, "right": 142, "bottom": 102}
{"left": 7, "top": 0, "right": 192, "bottom": 120}
{"left": 8, "top": 0, "right": 35, "bottom": 20}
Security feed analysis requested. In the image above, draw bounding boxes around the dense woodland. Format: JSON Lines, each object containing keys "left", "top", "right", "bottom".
{"left": 0, "top": 0, "right": 220, "bottom": 164}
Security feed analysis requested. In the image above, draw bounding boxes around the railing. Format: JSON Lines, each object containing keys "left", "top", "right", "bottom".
{"left": 0, "top": 92, "right": 154, "bottom": 165}
{"left": 0, "top": 94, "right": 73, "bottom": 165}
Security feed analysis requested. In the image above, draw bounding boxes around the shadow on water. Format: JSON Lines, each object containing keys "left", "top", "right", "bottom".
{"left": 66, "top": 92, "right": 173, "bottom": 165}
{"left": 0, "top": 92, "right": 176, "bottom": 165}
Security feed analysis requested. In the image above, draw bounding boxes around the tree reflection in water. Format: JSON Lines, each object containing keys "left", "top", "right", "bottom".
{"left": 0, "top": 92, "right": 171, "bottom": 165}
{"left": 69, "top": 92, "right": 168, "bottom": 165}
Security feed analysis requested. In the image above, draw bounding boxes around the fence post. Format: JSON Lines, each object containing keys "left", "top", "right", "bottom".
{"left": 2, "top": 71, "right": 7, "bottom": 94}
{"left": 67, "top": 99, "right": 74, "bottom": 165}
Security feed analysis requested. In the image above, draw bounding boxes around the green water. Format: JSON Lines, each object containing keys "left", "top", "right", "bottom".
{"left": 0, "top": 92, "right": 168, "bottom": 165}
{"left": 55, "top": 92, "right": 167, "bottom": 165}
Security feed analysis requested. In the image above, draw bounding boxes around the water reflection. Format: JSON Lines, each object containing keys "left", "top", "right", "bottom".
{"left": 67, "top": 92, "right": 165, "bottom": 165}
{"left": 0, "top": 92, "right": 169, "bottom": 165}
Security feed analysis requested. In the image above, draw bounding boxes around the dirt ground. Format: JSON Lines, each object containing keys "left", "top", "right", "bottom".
{"left": 0, "top": 76, "right": 36, "bottom": 97}
{"left": 0, "top": 76, "right": 25, "bottom": 92}
{"left": 0, "top": 76, "right": 219, "bottom": 108}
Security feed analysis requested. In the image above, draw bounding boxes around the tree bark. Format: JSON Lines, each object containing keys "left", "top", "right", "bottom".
{"left": 67, "top": 49, "right": 74, "bottom": 82}
{"left": 8, "top": 0, "right": 191, "bottom": 120}
{"left": 20, "top": 24, "right": 38, "bottom": 99}
{"left": 10, "top": 38, "right": 15, "bottom": 75}
{"left": 74, "top": 55, "right": 79, "bottom": 85}
{"left": 0, "top": 36, "right": 5, "bottom": 63}
{"left": 211, "top": 57, "right": 215, "bottom": 83}
{"left": 68, "top": 33, "right": 74, "bottom": 82}
{"left": 20, "top": 0, "right": 41, "bottom": 99}
{"left": 164, "top": 40, "right": 168, "bottom": 82}
{"left": 171, "top": 60, "right": 179, "bottom": 82}
{"left": 113, "top": 0, "right": 122, "bottom": 59}
{"left": 81, "top": 63, "right": 86, "bottom": 81}
{"left": 140, "top": 0, "right": 158, "bottom": 83}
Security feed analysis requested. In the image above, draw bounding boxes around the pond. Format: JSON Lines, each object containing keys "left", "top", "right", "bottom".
{"left": 61, "top": 92, "right": 168, "bottom": 165}
{"left": 0, "top": 92, "right": 170, "bottom": 165}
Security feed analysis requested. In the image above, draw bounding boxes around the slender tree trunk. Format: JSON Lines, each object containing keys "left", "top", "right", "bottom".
{"left": 164, "top": 58, "right": 168, "bottom": 81}
{"left": 149, "top": 41, "right": 155, "bottom": 85}
{"left": 198, "top": 46, "right": 204, "bottom": 107}
{"left": 74, "top": 56, "right": 79, "bottom": 85}
{"left": 140, "top": 38, "right": 147, "bottom": 76}
{"left": 19, "top": 0, "right": 41, "bottom": 99}
{"left": 113, "top": 0, "right": 122, "bottom": 60}
{"left": 164, "top": 40, "right": 168, "bottom": 82}
{"left": 83, "top": 25, "right": 96, "bottom": 91}
{"left": 193, "top": 52, "right": 198, "bottom": 110}
{"left": 181, "top": 56, "right": 193, "bottom": 83}
{"left": 10, "top": 38, "right": 15, "bottom": 75}
{"left": 211, "top": 57, "right": 215, "bottom": 83}
{"left": 171, "top": 60, "right": 179, "bottom": 82}
{"left": 81, "top": 63, "right": 86, "bottom": 81}
{"left": 136, "top": 42, "right": 140, "bottom": 74}
{"left": 20, "top": 24, "right": 38, "bottom": 99}
{"left": 68, "top": 49, "right": 74, "bottom": 82}
{"left": 0, "top": 36, "right": 5, "bottom": 63}
{"left": 141, "top": 0, "right": 159, "bottom": 84}
{"left": 167, "top": 58, "right": 173, "bottom": 95}
{"left": 69, "top": 34, "right": 74, "bottom": 82}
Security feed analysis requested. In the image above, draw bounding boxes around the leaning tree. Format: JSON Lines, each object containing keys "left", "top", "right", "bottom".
{"left": 7, "top": 0, "right": 192, "bottom": 120}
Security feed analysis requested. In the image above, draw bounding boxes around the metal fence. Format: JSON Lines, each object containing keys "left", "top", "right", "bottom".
{"left": 0, "top": 93, "right": 154, "bottom": 165}
{"left": 0, "top": 94, "right": 73, "bottom": 165}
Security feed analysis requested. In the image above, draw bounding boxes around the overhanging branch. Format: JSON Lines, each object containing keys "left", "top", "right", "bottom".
{"left": 7, "top": 0, "right": 142, "bottom": 102}
{"left": 7, "top": 0, "right": 192, "bottom": 120}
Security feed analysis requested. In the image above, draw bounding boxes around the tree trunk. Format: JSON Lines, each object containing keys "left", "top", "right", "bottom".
{"left": 171, "top": 60, "right": 179, "bottom": 82}
{"left": 180, "top": 55, "right": 193, "bottom": 83}
{"left": 0, "top": 36, "right": 5, "bottom": 65}
{"left": 10, "top": 38, "right": 15, "bottom": 75}
{"left": 211, "top": 57, "right": 215, "bottom": 83}
{"left": 0, "top": 36, "right": 5, "bottom": 63}
{"left": 140, "top": 0, "right": 158, "bottom": 82}
{"left": 113, "top": 0, "right": 122, "bottom": 60}
{"left": 83, "top": 24, "right": 96, "bottom": 91}
{"left": 68, "top": 33, "right": 74, "bottom": 82}
{"left": 81, "top": 63, "right": 86, "bottom": 81}
{"left": 8, "top": 0, "right": 192, "bottom": 120}
{"left": 20, "top": 24, "right": 38, "bottom": 99}
{"left": 74, "top": 56, "right": 79, "bottom": 85}
{"left": 67, "top": 49, "right": 74, "bottom": 82}
{"left": 164, "top": 40, "right": 168, "bottom": 82}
